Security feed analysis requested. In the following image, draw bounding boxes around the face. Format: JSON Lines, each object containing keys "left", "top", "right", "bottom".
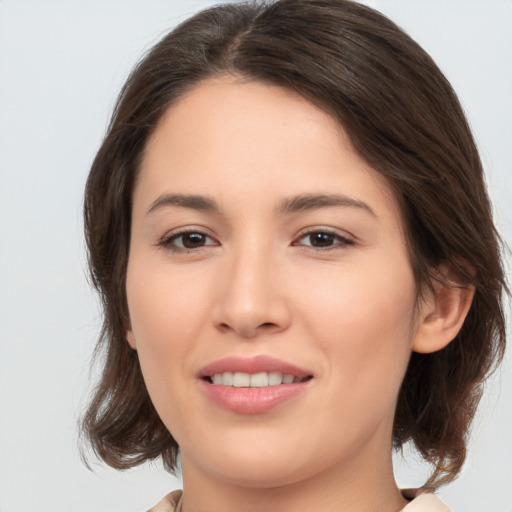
{"left": 126, "top": 78, "right": 421, "bottom": 489}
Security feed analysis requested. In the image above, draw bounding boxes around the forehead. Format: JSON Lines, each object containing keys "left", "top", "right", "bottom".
{"left": 137, "top": 78, "right": 402, "bottom": 227}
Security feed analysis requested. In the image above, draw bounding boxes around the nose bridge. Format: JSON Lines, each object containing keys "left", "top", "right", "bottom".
{"left": 231, "top": 238, "right": 271, "bottom": 304}
{"left": 214, "top": 234, "right": 289, "bottom": 337}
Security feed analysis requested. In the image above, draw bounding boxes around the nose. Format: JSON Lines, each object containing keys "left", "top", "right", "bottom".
{"left": 212, "top": 245, "right": 292, "bottom": 339}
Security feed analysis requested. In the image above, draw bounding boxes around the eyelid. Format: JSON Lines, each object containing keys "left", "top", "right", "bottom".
{"left": 292, "top": 227, "right": 355, "bottom": 249}
{"left": 158, "top": 226, "right": 220, "bottom": 252}
{"left": 156, "top": 225, "right": 354, "bottom": 253}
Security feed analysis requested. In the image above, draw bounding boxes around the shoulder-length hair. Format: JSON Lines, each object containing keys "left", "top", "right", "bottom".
{"left": 82, "top": 0, "right": 508, "bottom": 488}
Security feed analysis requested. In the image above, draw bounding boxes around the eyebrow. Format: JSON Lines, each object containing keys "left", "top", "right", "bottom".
{"left": 146, "top": 192, "right": 376, "bottom": 217}
{"left": 278, "top": 193, "right": 376, "bottom": 217}
{"left": 147, "top": 193, "right": 221, "bottom": 216}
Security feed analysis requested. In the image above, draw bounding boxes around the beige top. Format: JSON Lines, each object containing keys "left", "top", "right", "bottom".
{"left": 148, "top": 488, "right": 450, "bottom": 511}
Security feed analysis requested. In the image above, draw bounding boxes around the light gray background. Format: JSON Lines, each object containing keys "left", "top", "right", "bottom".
{"left": 0, "top": 1, "right": 510, "bottom": 511}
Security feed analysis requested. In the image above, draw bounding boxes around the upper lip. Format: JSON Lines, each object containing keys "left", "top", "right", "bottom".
{"left": 198, "top": 355, "right": 312, "bottom": 378}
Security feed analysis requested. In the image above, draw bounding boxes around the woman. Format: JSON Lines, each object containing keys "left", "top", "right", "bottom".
{"left": 82, "top": 1, "right": 508, "bottom": 510}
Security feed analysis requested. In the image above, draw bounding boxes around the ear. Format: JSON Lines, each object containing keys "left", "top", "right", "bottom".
{"left": 126, "top": 328, "right": 137, "bottom": 350}
{"left": 412, "top": 278, "right": 474, "bottom": 354}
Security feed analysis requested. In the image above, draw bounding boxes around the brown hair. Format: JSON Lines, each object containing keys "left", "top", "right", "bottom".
{"left": 82, "top": 0, "right": 508, "bottom": 487}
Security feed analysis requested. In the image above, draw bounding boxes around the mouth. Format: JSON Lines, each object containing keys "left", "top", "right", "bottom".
{"left": 198, "top": 355, "right": 313, "bottom": 385}
{"left": 204, "top": 371, "right": 312, "bottom": 387}
{"left": 198, "top": 356, "right": 313, "bottom": 414}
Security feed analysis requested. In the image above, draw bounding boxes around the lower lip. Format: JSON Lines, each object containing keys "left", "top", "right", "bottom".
{"left": 200, "top": 380, "right": 311, "bottom": 414}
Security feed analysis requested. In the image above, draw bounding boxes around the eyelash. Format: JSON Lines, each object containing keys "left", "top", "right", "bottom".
{"left": 292, "top": 229, "right": 354, "bottom": 252}
{"left": 159, "top": 229, "right": 218, "bottom": 253}
{"left": 158, "top": 229, "right": 354, "bottom": 254}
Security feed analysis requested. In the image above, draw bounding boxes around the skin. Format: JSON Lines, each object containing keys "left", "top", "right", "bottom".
{"left": 126, "top": 78, "right": 472, "bottom": 512}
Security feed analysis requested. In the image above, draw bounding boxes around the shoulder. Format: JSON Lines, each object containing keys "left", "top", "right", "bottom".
{"left": 147, "top": 490, "right": 183, "bottom": 512}
{"left": 401, "top": 489, "right": 451, "bottom": 511}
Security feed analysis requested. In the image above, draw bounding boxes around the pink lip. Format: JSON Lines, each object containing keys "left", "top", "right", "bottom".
{"left": 198, "top": 356, "right": 313, "bottom": 414}
{"left": 198, "top": 355, "right": 311, "bottom": 379}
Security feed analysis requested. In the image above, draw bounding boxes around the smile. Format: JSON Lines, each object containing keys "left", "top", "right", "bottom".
{"left": 199, "top": 356, "right": 314, "bottom": 414}
{"left": 207, "top": 371, "right": 311, "bottom": 387}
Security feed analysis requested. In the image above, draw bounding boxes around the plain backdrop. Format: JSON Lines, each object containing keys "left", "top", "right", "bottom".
{"left": 0, "top": 1, "right": 510, "bottom": 511}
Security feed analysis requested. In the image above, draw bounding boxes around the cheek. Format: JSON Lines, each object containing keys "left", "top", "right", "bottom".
{"left": 125, "top": 261, "right": 207, "bottom": 411}
{"left": 297, "top": 256, "right": 417, "bottom": 411}
{"left": 127, "top": 257, "right": 207, "bottom": 344}
{"left": 300, "top": 253, "right": 417, "bottom": 333}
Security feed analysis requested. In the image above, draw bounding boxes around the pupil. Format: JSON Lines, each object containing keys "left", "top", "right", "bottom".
{"left": 311, "top": 232, "right": 334, "bottom": 247}
{"left": 183, "top": 233, "right": 205, "bottom": 248}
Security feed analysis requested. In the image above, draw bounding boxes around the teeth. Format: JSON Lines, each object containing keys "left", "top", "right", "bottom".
{"left": 268, "top": 371, "right": 282, "bottom": 386}
{"left": 210, "top": 371, "right": 307, "bottom": 387}
{"left": 222, "top": 372, "right": 233, "bottom": 386}
{"left": 233, "top": 372, "right": 250, "bottom": 387}
{"left": 250, "top": 372, "right": 268, "bottom": 387}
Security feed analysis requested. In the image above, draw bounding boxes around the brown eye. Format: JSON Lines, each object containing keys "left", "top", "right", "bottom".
{"left": 161, "top": 231, "right": 218, "bottom": 251}
{"left": 294, "top": 230, "right": 354, "bottom": 250}
{"left": 180, "top": 232, "right": 208, "bottom": 248}
{"left": 308, "top": 232, "right": 336, "bottom": 247}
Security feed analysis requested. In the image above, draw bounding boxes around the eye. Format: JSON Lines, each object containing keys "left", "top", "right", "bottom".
{"left": 160, "top": 230, "right": 218, "bottom": 252}
{"left": 293, "top": 230, "right": 354, "bottom": 250}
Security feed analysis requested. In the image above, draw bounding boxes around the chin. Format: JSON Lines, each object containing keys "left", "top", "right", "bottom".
{"left": 184, "top": 439, "right": 313, "bottom": 488}
{"left": 212, "top": 460, "right": 309, "bottom": 489}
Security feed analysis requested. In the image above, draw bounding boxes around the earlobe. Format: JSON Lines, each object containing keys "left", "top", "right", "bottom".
{"left": 412, "top": 281, "right": 475, "bottom": 354}
{"left": 126, "top": 329, "right": 137, "bottom": 350}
